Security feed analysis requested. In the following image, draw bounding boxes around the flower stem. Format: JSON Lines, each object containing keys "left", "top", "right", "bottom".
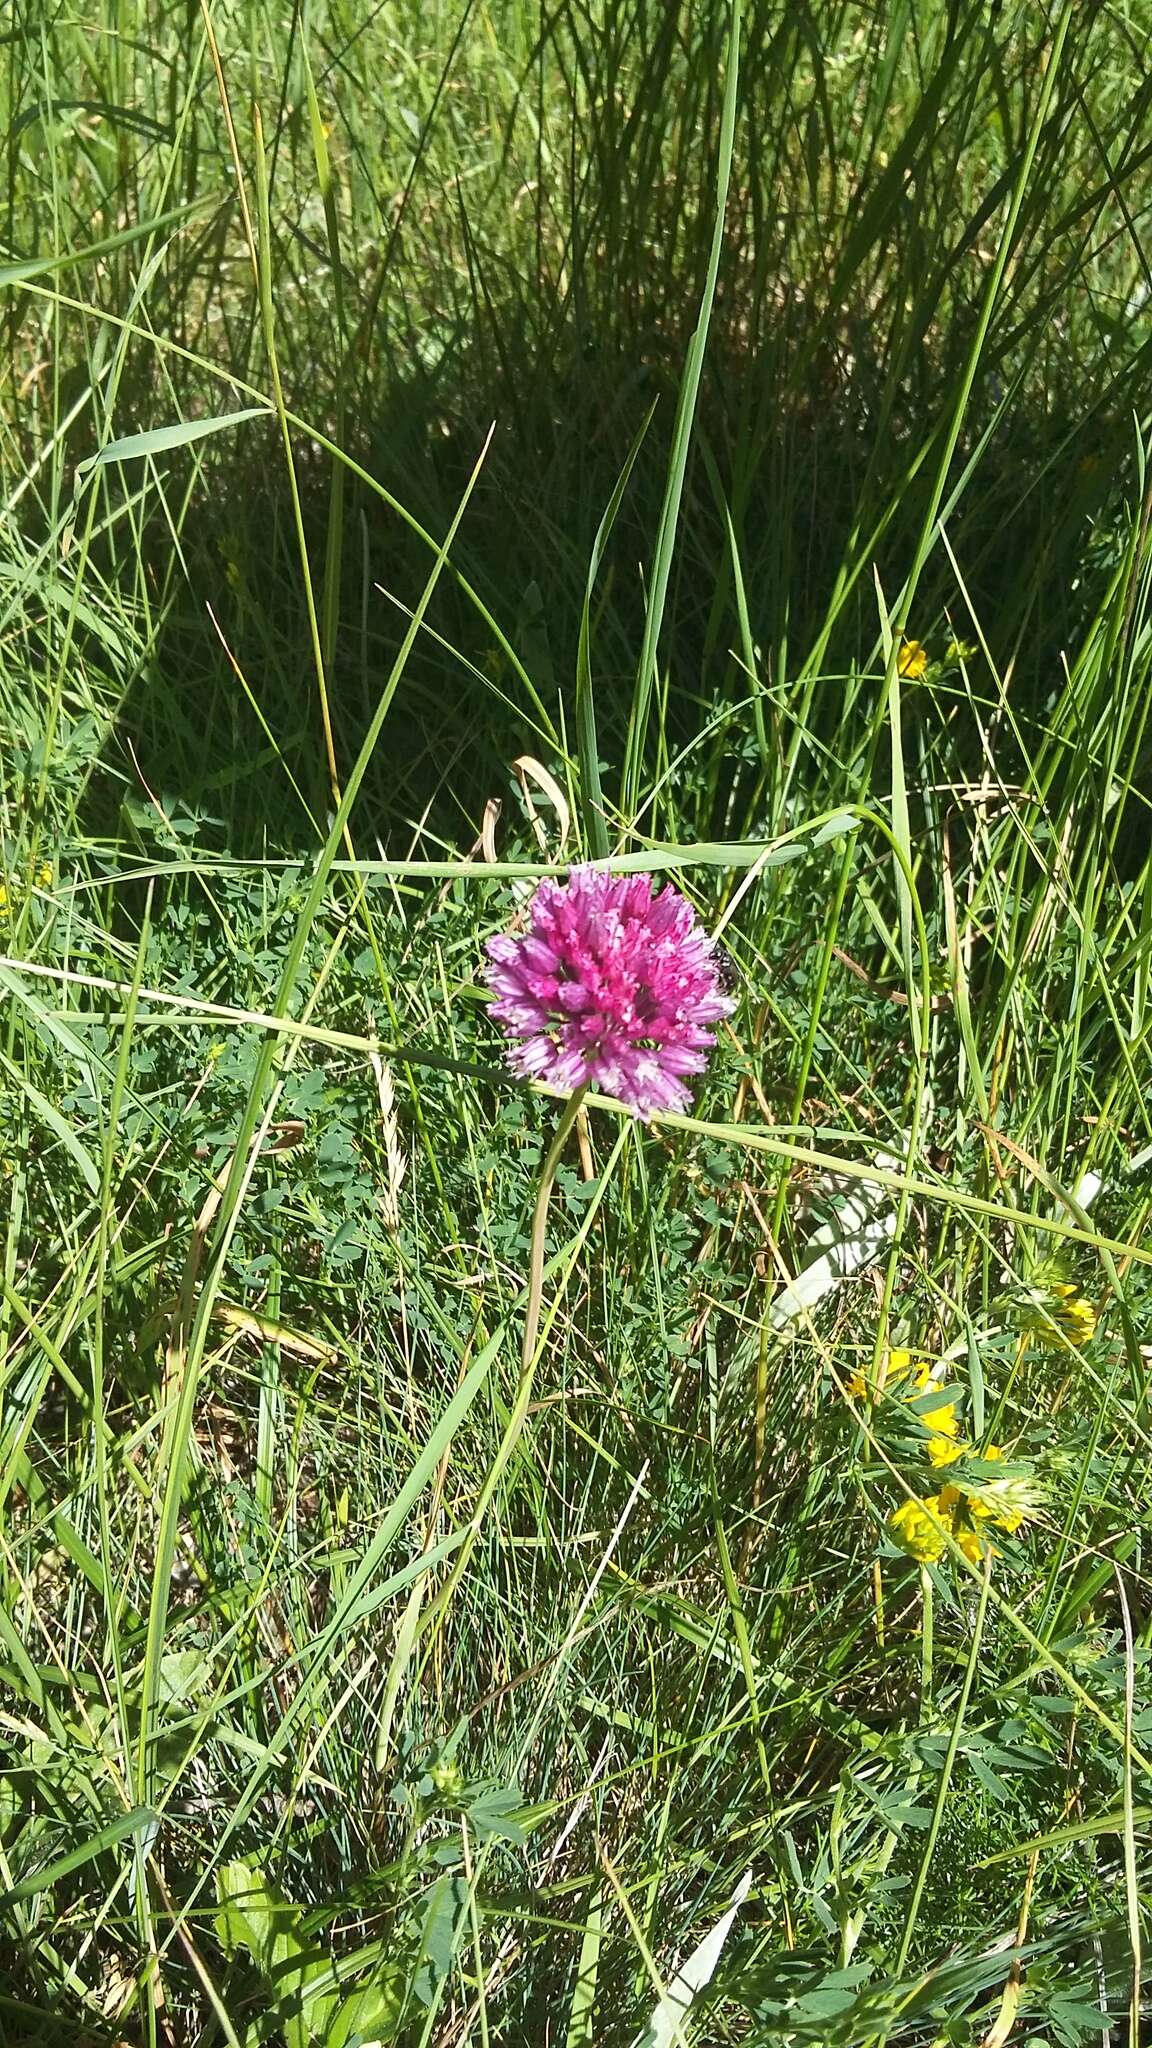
{"left": 919, "top": 1562, "right": 934, "bottom": 1709}
{"left": 400, "top": 1086, "right": 591, "bottom": 1678}
{"left": 895, "top": 1555, "right": 993, "bottom": 1978}
{"left": 521, "top": 1086, "right": 589, "bottom": 1374}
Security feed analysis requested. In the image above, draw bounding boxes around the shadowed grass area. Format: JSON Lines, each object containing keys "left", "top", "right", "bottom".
{"left": 2, "top": 1, "right": 1152, "bottom": 2043}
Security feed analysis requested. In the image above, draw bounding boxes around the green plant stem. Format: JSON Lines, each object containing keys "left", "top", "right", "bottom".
{"left": 411, "top": 1085, "right": 590, "bottom": 1652}
{"left": 520, "top": 1086, "right": 589, "bottom": 1375}
{"left": 920, "top": 1563, "right": 934, "bottom": 1711}
{"left": 896, "top": 1557, "right": 993, "bottom": 1975}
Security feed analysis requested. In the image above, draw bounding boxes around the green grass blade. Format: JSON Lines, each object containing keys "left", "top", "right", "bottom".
{"left": 621, "top": 0, "right": 742, "bottom": 818}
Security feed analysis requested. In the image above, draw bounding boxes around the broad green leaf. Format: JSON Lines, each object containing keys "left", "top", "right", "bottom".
{"left": 412, "top": 1873, "right": 466, "bottom": 2006}
{"left": 564, "top": 1881, "right": 606, "bottom": 2048}
{"left": 78, "top": 407, "right": 271, "bottom": 471}
{"left": 328, "top": 1973, "right": 409, "bottom": 2047}
{"left": 215, "top": 1861, "right": 311, "bottom": 1975}
{"left": 634, "top": 1871, "right": 753, "bottom": 2048}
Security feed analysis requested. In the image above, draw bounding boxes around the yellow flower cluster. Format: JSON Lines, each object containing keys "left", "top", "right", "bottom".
{"left": 894, "top": 635, "right": 974, "bottom": 679}
{"left": 0, "top": 861, "right": 52, "bottom": 913}
{"left": 890, "top": 1450, "right": 1028, "bottom": 1564}
{"left": 856, "top": 1348, "right": 1036, "bottom": 1565}
{"left": 849, "top": 1349, "right": 960, "bottom": 1463}
{"left": 848, "top": 1347, "right": 928, "bottom": 1402}
{"left": 1013, "top": 1268, "right": 1097, "bottom": 1350}
{"left": 1035, "top": 1282, "right": 1096, "bottom": 1348}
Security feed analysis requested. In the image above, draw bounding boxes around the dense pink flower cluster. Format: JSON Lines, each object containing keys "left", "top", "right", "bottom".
{"left": 485, "top": 866, "right": 732, "bottom": 1118}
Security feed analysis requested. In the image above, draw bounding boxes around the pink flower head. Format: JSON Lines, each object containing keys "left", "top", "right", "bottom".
{"left": 485, "top": 866, "right": 733, "bottom": 1119}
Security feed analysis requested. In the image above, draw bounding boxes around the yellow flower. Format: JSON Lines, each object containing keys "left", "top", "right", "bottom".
{"left": 927, "top": 1430, "right": 965, "bottom": 1468}
{"left": 897, "top": 639, "right": 928, "bottom": 679}
{"left": 1022, "top": 1280, "right": 1096, "bottom": 1348}
{"left": 1050, "top": 1284, "right": 1096, "bottom": 1346}
{"left": 919, "top": 1390, "right": 958, "bottom": 1435}
{"left": 920, "top": 1386, "right": 962, "bottom": 1462}
{"left": 848, "top": 1348, "right": 922, "bottom": 1400}
{"left": 973, "top": 1497, "right": 1021, "bottom": 1537}
{"left": 890, "top": 1449, "right": 1035, "bottom": 1567}
{"left": 889, "top": 1494, "right": 948, "bottom": 1563}
{"left": 850, "top": 1351, "right": 961, "bottom": 1461}
{"left": 964, "top": 1445, "right": 1035, "bottom": 1536}
{"left": 937, "top": 1487, "right": 989, "bottom": 1564}
{"left": 0, "top": 862, "right": 53, "bottom": 909}
{"left": 899, "top": 1354, "right": 961, "bottom": 1449}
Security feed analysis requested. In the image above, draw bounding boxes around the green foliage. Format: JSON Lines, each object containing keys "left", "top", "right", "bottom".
{"left": 3, "top": 0, "right": 1152, "bottom": 2042}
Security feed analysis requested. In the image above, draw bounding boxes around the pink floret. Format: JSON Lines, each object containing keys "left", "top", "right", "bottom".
{"left": 485, "top": 866, "right": 733, "bottom": 1119}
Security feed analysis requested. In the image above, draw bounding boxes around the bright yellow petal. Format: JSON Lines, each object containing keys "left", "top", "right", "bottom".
{"left": 889, "top": 1496, "right": 947, "bottom": 1563}
{"left": 921, "top": 1398, "right": 959, "bottom": 1438}
{"left": 927, "top": 1433, "right": 965, "bottom": 1467}
{"left": 954, "top": 1521, "right": 987, "bottom": 1564}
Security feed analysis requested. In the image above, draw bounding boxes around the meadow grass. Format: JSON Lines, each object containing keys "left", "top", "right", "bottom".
{"left": 2, "top": 0, "right": 1152, "bottom": 2041}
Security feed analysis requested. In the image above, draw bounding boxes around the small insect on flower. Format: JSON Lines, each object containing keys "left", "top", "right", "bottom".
{"left": 485, "top": 866, "right": 733, "bottom": 1120}
{"left": 897, "top": 639, "right": 928, "bottom": 679}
